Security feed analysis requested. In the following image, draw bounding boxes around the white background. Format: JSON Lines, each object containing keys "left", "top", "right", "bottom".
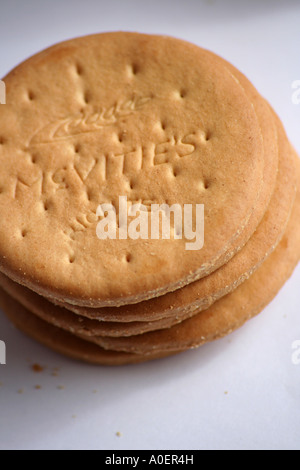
{"left": 0, "top": 0, "right": 299, "bottom": 450}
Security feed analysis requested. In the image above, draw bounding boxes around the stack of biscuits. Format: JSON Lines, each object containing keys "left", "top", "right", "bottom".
{"left": 0, "top": 32, "right": 299, "bottom": 365}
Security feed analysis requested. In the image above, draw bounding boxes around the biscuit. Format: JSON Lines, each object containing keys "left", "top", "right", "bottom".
{"left": 49, "top": 111, "right": 293, "bottom": 329}
{"left": 0, "top": 33, "right": 298, "bottom": 366}
{"left": 0, "top": 187, "right": 299, "bottom": 364}
{"left": 57, "top": 50, "right": 282, "bottom": 320}
{"left": 0, "top": 112, "right": 294, "bottom": 341}
{"left": 0, "top": 32, "right": 266, "bottom": 307}
{"left": 75, "top": 185, "right": 300, "bottom": 355}
{"left": 0, "top": 272, "right": 181, "bottom": 337}
{"left": 0, "top": 288, "right": 175, "bottom": 366}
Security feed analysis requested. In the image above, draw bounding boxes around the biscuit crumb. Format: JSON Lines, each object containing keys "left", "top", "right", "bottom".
{"left": 32, "top": 363, "right": 44, "bottom": 373}
{"left": 57, "top": 385, "right": 65, "bottom": 390}
{"left": 35, "top": 385, "right": 42, "bottom": 390}
{"left": 116, "top": 432, "right": 122, "bottom": 437}
{"left": 51, "top": 367, "right": 60, "bottom": 377}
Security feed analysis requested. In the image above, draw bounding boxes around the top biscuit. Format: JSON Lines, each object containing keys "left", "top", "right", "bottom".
{"left": 0, "top": 32, "right": 265, "bottom": 306}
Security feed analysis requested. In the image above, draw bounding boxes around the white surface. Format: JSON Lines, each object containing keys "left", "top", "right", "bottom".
{"left": 0, "top": 0, "right": 299, "bottom": 451}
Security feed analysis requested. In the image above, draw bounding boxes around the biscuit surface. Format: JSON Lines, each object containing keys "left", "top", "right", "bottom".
{"left": 77, "top": 185, "right": 300, "bottom": 354}
{"left": 0, "top": 32, "right": 265, "bottom": 306}
{"left": 0, "top": 187, "right": 299, "bottom": 364}
{"left": 0, "top": 109, "right": 295, "bottom": 339}
{"left": 0, "top": 288, "right": 176, "bottom": 366}
{"left": 59, "top": 71, "right": 281, "bottom": 323}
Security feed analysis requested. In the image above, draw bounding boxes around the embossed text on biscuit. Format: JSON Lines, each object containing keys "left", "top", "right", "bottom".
{"left": 28, "top": 95, "right": 151, "bottom": 145}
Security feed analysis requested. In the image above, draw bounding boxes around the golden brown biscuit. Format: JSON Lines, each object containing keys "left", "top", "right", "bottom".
{"left": 58, "top": 69, "right": 280, "bottom": 322}
{"left": 0, "top": 32, "right": 266, "bottom": 307}
{"left": 0, "top": 272, "right": 181, "bottom": 337}
{"left": 0, "top": 33, "right": 298, "bottom": 367}
{"left": 76, "top": 186, "right": 300, "bottom": 354}
{"left": 0, "top": 112, "right": 294, "bottom": 339}
{"left": 49, "top": 111, "right": 294, "bottom": 329}
{"left": 0, "top": 288, "right": 176, "bottom": 366}
{"left": 0, "top": 187, "right": 299, "bottom": 364}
